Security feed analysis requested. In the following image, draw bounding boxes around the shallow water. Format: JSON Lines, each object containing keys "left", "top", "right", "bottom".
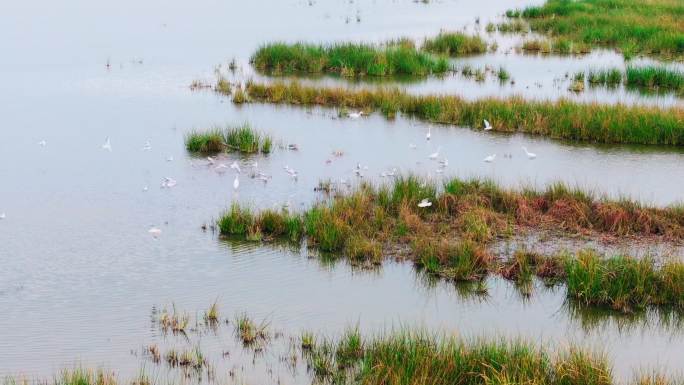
{"left": 2, "top": 0, "right": 684, "bottom": 382}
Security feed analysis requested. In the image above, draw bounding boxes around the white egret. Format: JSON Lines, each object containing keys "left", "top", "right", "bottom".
{"left": 426, "top": 127, "right": 431, "bottom": 140}
{"left": 348, "top": 110, "right": 363, "bottom": 119}
{"left": 38, "top": 140, "right": 47, "bottom": 147}
{"left": 483, "top": 154, "right": 496, "bottom": 163}
{"left": 161, "top": 177, "right": 177, "bottom": 188}
{"left": 0, "top": 212, "right": 5, "bottom": 219}
{"left": 148, "top": 227, "right": 162, "bottom": 238}
{"left": 142, "top": 141, "right": 152, "bottom": 151}
{"left": 418, "top": 199, "right": 432, "bottom": 208}
{"left": 483, "top": 119, "right": 492, "bottom": 131}
{"left": 207, "top": 156, "right": 216, "bottom": 165}
{"left": 233, "top": 174, "right": 239, "bottom": 190}
{"left": 428, "top": 147, "right": 441, "bottom": 160}
{"left": 142, "top": 186, "right": 148, "bottom": 192}
{"left": 230, "top": 161, "right": 241, "bottom": 173}
{"left": 102, "top": 137, "right": 112, "bottom": 151}
{"left": 522, "top": 146, "right": 537, "bottom": 159}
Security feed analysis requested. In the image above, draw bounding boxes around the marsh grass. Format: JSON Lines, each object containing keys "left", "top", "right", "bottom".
{"left": 158, "top": 305, "right": 189, "bottom": 333}
{"left": 56, "top": 368, "right": 117, "bottom": 385}
{"left": 217, "top": 175, "right": 684, "bottom": 313}
{"left": 626, "top": 66, "right": 684, "bottom": 93}
{"left": 251, "top": 42, "right": 449, "bottom": 77}
{"left": 587, "top": 68, "right": 623, "bottom": 87}
{"left": 566, "top": 251, "right": 684, "bottom": 313}
{"left": 234, "top": 314, "right": 269, "bottom": 346}
{"left": 305, "top": 330, "right": 613, "bottom": 385}
{"left": 521, "top": 38, "right": 590, "bottom": 55}
{"left": 507, "top": 0, "right": 684, "bottom": 59}
{"left": 203, "top": 300, "right": 219, "bottom": 325}
{"left": 235, "top": 81, "right": 684, "bottom": 146}
{"left": 185, "top": 124, "right": 273, "bottom": 154}
{"left": 422, "top": 32, "right": 487, "bottom": 56}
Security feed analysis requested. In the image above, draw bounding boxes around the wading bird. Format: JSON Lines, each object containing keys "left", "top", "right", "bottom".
{"left": 418, "top": 199, "right": 432, "bottom": 208}
{"left": 484, "top": 119, "right": 492, "bottom": 131}
{"left": 522, "top": 146, "right": 537, "bottom": 159}
{"left": 484, "top": 154, "right": 496, "bottom": 163}
{"left": 102, "top": 137, "right": 112, "bottom": 151}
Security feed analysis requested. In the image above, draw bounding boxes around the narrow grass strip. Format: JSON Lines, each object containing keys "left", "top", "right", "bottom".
{"left": 232, "top": 81, "right": 684, "bottom": 146}
{"left": 251, "top": 42, "right": 449, "bottom": 77}
{"left": 626, "top": 66, "right": 684, "bottom": 93}
{"left": 185, "top": 123, "right": 273, "bottom": 154}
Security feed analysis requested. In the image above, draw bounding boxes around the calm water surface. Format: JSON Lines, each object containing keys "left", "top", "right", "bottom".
{"left": 1, "top": 0, "right": 684, "bottom": 382}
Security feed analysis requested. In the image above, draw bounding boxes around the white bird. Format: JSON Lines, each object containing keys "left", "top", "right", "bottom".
{"left": 426, "top": 127, "right": 431, "bottom": 140}
{"left": 522, "top": 146, "right": 537, "bottom": 159}
{"left": 0, "top": 212, "right": 6, "bottom": 220}
{"left": 233, "top": 174, "right": 240, "bottom": 190}
{"left": 230, "top": 161, "right": 241, "bottom": 173}
{"left": 161, "top": 177, "right": 177, "bottom": 188}
{"left": 428, "top": 147, "right": 441, "bottom": 160}
{"left": 102, "top": 137, "right": 112, "bottom": 151}
{"left": 207, "top": 156, "right": 216, "bottom": 165}
{"left": 348, "top": 110, "right": 363, "bottom": 119}
{"left": 418, "top": 199, "right": 432, "bottom": 208}
{"left": 38, "top": 140, "right": 47, "bottom": 147}
{"left": 483, "top": 119, "right": 493, "bottom": 131}
{"left": 484, "top": 154, "right": 496, "bottom": 163}
{"left": 148, "top": 227, "right": 162, "bottom": 238}
{"left": 142, "top": 141, "right": 152, "bottom": 151}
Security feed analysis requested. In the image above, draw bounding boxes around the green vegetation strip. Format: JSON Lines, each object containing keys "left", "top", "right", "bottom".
{"left": 218, "top": 175, "right": 684, "bottom": 313}
{"left": 626, "top": 66, "right": 684, "bottom": 93}
{"left": 185, "top": 123, "right": 272, "bottom": 154}
{"left": 422, "top": 32, "right": 488, "bottom": 56}
{"left": 251, "top": 41, "right": 449, "bottom": 77}
{"left": 507, "top": 0, "right": 684, "bottom": 59}
{"left": 229, "top": 81, "right": 684, "bottom": 146}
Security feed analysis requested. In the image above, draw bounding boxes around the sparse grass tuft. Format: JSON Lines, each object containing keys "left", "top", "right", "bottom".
{"left": 234, "top": 314, "right": 269, "bottom": 346}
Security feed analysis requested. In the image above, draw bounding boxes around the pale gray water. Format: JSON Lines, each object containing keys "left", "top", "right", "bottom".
{"left": 1, "top": 0, "right": 684, "bottom": 382}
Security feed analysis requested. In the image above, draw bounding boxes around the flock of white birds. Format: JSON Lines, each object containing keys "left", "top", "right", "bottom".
{"left": 6, "top": 116, "right": 537, "bottom": 235}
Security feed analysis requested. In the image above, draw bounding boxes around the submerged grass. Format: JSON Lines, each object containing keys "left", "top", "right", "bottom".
{"left": 217, "top": 175, "right": 684, "bottom": 313}
{"left": 506, "top": 0, "right": 684, "bottom": 59}
{"left": 251, "top": 42, "right": 449, "bottom": 77}
{"left": 185, "top": 124, "right": 273, "bottom": 154}
{"left": 233, "top": 81, "right": 684, "bottom": 146}
{"left": 422, "top": 32, "right": 487, "bottom": 56}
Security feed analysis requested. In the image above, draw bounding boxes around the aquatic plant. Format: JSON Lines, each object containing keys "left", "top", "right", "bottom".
{"left": 422, "top": 32, "right": 487, "bottom": 56}
{"left": 234, "top": 313, "right": 269, "bottom": 346}
{"left": 587, "top": 68, "right": 623, "bottom": 86}
{"left": 251, "top": 42, "right": 449, "bottom": 77}
{"left": 626, "top": 66, "right": 684, "bottom": 93}
{"left": 232, "top": 81, "right": 684, "bottom": 146}
{"left": 185, "top": 124, "right": 273, "bottom": 154}
{"left": 305, "top": 330, "right": 613, "bottom": 385}
{"left": 506, "top": 0, "right": 684, "bottom": 59}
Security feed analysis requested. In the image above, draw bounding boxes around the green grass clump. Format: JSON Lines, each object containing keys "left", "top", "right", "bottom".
{"left": 422, "top": 32, "right": 487, "bottom": 56}
{"left": 237, "top": 81, "right": 684, "bottom": 146}
{"left": 251, "top": 42, "right": 449, "bottom": 77}
{"left": 56, "top": 368, "right": 117, "bottom": 385}
{"left": 626, "top": 66, "right": 684, "bottom": 93}
{"left": 218, "top": 203, "right": 255, "bottom": 236}
{"left": 306, "top": 331, "right": 612, "bottom": 385}
{"left": 565, "top": 251, "right": 684, "bottom": 313}
{"left": 508, "top": 0, "right": 684, "bottom": 59}
{"left": 588, "top": 68, "right": 623, "bottom": 86}
{"left": 185, "top": 124, "right": 273, "bottom": 154}
{"left": 185, "top": 128, "right": 225, "bottom": 153}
